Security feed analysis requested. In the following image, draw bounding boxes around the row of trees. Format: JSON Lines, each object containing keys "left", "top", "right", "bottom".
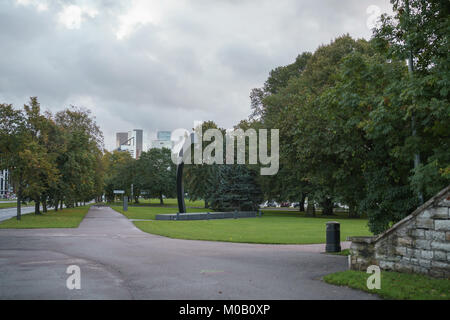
{"left": 0, "top": 98, "right": 104, "bottom": 219}
{"left": 102, "top": 148, "right": 176, "bottom": 204}
{"left": 180, "top": 0, "right": 448, "bottom": 233}
{"left": 1, "top": 0, "right": 447, "bottom": 234}
{"left": 103, "top": 121, "right": 263, "bottom": 212}
{"left": 231, "top": 0, "right": 449, "bottom": 233}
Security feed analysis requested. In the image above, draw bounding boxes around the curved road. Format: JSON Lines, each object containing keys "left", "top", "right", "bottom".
{"left": 0, "top": 206, "right": 377, "bottom": 299}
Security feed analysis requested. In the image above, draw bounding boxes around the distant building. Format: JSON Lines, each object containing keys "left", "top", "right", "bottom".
{"left": 0, "top": 170, "right": 12, "bottom": 198}
{"left": 133, "top": 129, "right": 143, "bottom": 158}
{"left": 116, "top": 129, "right": 143, "bottom": 159}
{"left": 116, "top": 132, "right": 129, "bottom": 148}
{"left": 157, "top": 131, "right": 171, "bottom": 141}
{"left": 151, "top": 131, "right": 173, "bottom": 150}
{"left": 151, "top": 140, "right": 173, "bottom": 150}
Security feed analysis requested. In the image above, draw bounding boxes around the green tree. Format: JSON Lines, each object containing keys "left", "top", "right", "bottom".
{"left": 207, "top": 164, "right": 263, "bottom": 212}
{"left": 374, "top": 0, "right": 450, "bottom": 200}
{"left": 55, "top": 106, "right": 104, "bottom": 207}
{"left": 136, "top": 148, "right": 176, "bottom": 204}
{"left": 184, "top": 120, "right": 223, "bottom": 208}
{"left": 0, "top": 98, "right": 58, "bottom": 218}
{"left": 102, "top": 150, "right": 134, "bottom": 202}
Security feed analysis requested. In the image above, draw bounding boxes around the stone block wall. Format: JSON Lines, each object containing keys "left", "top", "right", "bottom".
{"left": 349, "top": 186, "right": 450, "bottom": 278}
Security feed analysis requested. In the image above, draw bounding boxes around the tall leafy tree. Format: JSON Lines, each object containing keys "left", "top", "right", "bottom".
{"left": 136, "top": 148, "right": 176, "bottom": 204}
{"left": 374, "top": 0, "right": 450, "bottom": 199}
{"left": 55, "top": 106, "right": 104, "bottom": 207}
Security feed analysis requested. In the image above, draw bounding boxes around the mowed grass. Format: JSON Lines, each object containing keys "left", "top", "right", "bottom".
{"left": 138, "top": 198, "right": 205, "bottom": 207}
{"left": 323, "top": 270, "right": 450, "bottom": 300}
{"left": 112, "top": 206, "right": 372, "bottom": 244}
{"left": 0, "top": 206, "right": 90, "bottom": 229}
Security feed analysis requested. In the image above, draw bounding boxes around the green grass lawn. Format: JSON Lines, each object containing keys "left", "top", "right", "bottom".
{"left": 111, "top": 206, "right": 371, "bottom": 244}
{"left": 323, "top": 270, "right": 450, "bottom": 300}
{"left": 325, "top": 249, "right": 350, "bottom": 256}
{"left": 0, "top": 206, "right": 90, "bottom": 229}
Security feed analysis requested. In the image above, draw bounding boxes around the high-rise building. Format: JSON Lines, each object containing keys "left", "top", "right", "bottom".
{"left": 157, "top": 131, "right": 171, "bottom": 141}
{"left": 116, "top": 132, "right": 129, "bottom": 148}
{"left": 151, "top": 130, "right": 173, "bottom": 150}
{"left": 134, "top": 129, "right": 143, "bottom": 158}
{"left": 0, "top": 169, "right": 12, "bottom": 198}
{"left": 115, "top": 129, "right": 144, "bottom": 159}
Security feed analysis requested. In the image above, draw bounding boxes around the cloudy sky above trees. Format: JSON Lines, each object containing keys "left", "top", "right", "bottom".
{"left": 0, "top": 0, "right": 392, "bottom": 150}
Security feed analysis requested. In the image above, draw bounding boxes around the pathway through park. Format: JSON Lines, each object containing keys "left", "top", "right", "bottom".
{"left": 0, "top": 206, "right": 378, "bottom": 299}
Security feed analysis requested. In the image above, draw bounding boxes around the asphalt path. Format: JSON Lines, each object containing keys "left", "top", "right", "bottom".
{"left": 0, "top": 206, "right": 36, "bottom": 222}
{"left": 0, "top": 206, "right": 378, "bottom": 299}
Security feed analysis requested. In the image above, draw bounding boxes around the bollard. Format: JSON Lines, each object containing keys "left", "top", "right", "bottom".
{"left": 325, "top": 221, "right": 341, "bottom": 252}
{"left": 123, "top": 196, "right": 128, "bottom": 212}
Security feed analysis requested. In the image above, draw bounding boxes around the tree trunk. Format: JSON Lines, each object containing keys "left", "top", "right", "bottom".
{"left": 159, "top": 193, "right": 164, "bottom": 205}
{"left": 299, "top": 194, "right": 306, "bottom": 212}
{"left": 35, "top": 200, "right": 41, "bottom": 215}
{"left": 60, "top": 200, "right": 63, "bottom": 210}
{"left": 306, "top": 200, "right": 315, "bottom": 217}
{"left": 205, "top": 199, "right": 209, "bottom": 209}
{"left": 43, "top": 199, "right": 47, "bottom": 213}
{"left": 348, "top": 203, "right": 358, "bottom": 218}
{"left": 321, "top": 198, "right": 334, "bottom": 216}
{"left": 16, "top": 184, "right": 22, "bottom": 221}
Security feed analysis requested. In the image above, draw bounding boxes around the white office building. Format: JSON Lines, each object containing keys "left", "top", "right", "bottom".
{"left": 151, "top": 131, "right": 173, "bottom": 150}
{"left": 0, "top": 169, "right": 12, "bottom": 198}
{"left": 116, "top": 129, "right": 143, "bottom": 159}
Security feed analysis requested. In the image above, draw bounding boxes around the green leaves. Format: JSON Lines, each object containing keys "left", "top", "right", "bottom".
{"left": 0, "top": 98, "right": 105, "bottom": 213}
{"left": 247, "top": 1, "right": 449, "bottom": 233}
{"left": 136, "top": 148, "right": 176, "bottom": 202}
{"left": 207, "top": 164, "right": 263, "bottom": 212}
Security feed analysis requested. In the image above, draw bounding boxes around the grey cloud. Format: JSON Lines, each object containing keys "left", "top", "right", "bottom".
{"left": 0, "top": 0, "right": 392, "bottom": 150}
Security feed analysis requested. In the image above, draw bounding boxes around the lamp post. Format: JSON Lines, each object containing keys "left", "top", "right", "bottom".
{"left": 176, "top": 132, "right": 198, "bottom": 214}
{"left": 405, "top": 0, "right": 423, "bottom": 205}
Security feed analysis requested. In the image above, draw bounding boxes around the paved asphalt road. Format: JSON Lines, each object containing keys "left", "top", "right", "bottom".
{"left": 0, "top": 206, "right": 36, "bottom": 222}
{"left": 0, "top": 206, "right": 378, "bottom": 299}
{"left": 0, "top": 203, "right": 73, "bottom": 222}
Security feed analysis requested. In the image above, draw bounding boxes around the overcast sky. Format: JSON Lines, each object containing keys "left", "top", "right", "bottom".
{"left": 0, "top": 0, "right": 392, "bottom": 151}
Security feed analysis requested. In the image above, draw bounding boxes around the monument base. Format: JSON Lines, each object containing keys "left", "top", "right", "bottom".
{"left": 155, "top": 211, "right": 259, "bottom": 221}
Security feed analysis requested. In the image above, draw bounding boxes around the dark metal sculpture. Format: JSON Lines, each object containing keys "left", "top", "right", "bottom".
{"left": 176, "top": 147, "right": 186, "bottom": 213}
{"left": 176, "top": 132, "right": 197, "bottom": 214}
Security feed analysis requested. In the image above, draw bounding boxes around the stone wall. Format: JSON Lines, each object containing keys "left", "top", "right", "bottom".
{"left": 349, "top": 186, "right": 450, "bottom": 278}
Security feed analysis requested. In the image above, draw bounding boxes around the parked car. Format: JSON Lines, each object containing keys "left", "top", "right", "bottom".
{"left": 259, "top": 201, "right": 269, "bottom": 208}
{"left": 290, "top": 202, "right": 300, "bottom": 208}
{"left": 267, "top": 201, "right": 280, "bottom": 208}
{"left": 280, "top": 202, "right": 290, "bottom": 207}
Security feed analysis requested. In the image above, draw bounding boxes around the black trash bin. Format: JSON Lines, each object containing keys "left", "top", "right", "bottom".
{"left": 325, "top": 221, "right": 341, "bottom": 252}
